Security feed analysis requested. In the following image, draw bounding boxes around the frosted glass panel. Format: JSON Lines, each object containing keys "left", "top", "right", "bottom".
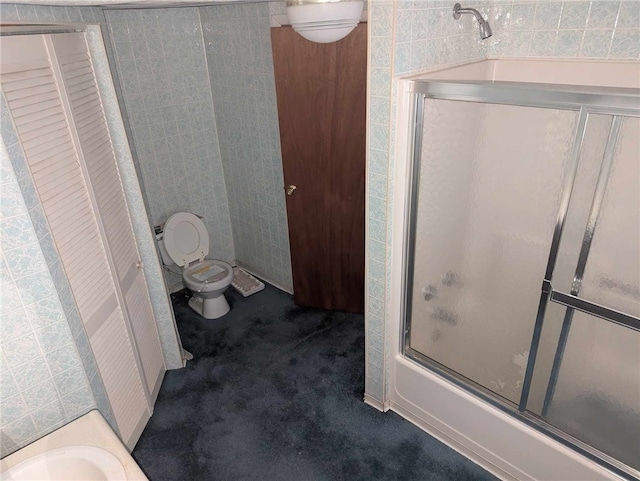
{"left": 579, "top": 117, "right": 640, "bottom": 317}
{"left": 524, "top": 114, "right": 613, "bottom": 415}
{"left": 549, "top": 114, "right": 613, "bottom": 293}
{"left": 408, "top": 100, "right": 579, "bottom": 403}
{"left": 544, "top": 311, "right": 640, "bottom": 470}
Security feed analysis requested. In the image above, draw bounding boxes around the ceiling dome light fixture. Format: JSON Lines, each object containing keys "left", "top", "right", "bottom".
{"left": 287, "top": 0, "right": 364, "bottom": 44}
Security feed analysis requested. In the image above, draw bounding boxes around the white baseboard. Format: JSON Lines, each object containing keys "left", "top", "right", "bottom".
{"left": 363, "top": 393, "right": 385, "bottom": 412}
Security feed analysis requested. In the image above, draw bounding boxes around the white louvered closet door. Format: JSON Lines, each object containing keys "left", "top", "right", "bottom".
{"left": 50, "top": 33, "right": 165, "bottom": 400}
{"left": 0, "top": 33, "right": 162, "bottom": 448}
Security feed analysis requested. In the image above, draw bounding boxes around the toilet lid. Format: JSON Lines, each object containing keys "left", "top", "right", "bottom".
{"left": 163, "top": 212, "right": 209, "bottom": 267}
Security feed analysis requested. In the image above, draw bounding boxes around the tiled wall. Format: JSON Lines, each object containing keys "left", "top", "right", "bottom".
{"left": 0, "top": 97, "right": 112, "bottom": 456}
{"left": 200, "top": 3, "right": 292, "bottom": 290}
{"left": 489, "top": 1, "right": 640, "bottom": 59}
{"left": 0, "top": 150, "right": 94, "bottom": 457}
{"left": 104, "top": 8, "right": 236, "bottom": 267}
{"left": 365, "top": 0, "right": 640, "bottom": 404}
{"left": 104, "top": 5, "right": 293, "bottom": 291}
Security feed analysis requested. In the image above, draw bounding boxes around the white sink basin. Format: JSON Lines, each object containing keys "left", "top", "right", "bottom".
{"left": 3, "top": 446, "right": 126, "bottom": 481}
{"left": 1, "top": 411, "right": 147, "bottom": 480}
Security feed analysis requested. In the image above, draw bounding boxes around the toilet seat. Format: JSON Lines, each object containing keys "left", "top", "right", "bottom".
{"left": 163, "top": 212, "right": 209, "bottom": 267}
{"left": 183, "top": 259, "right": 233, "bottom": 293}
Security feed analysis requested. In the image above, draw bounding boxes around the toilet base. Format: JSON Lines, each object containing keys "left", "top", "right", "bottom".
{"left": 188, "top": 294, "right": 230, "bottom": 319}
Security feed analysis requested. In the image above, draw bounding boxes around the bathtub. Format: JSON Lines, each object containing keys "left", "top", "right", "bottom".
{"left": 0, "top": 411, "right": 147, "bottom": 480}
{"left": 387, "top": 59, "right": 639, "bottom": 481}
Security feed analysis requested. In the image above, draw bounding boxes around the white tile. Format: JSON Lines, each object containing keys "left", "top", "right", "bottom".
{"left": 587, "top": 1, "right": 621, "bottom": 29}
{"left": 0, "top": 393, "right": 29, "bottom": 424}
{"left": 22, "top": 379, "right": 59, "bottom": 412}
{"left": 559, "top": 1, "right": 590, "bottom": 30}
{"left": 554, "top": 30, "right": 584, "bottom": 57}
{"left": 4, "top": 243, "right": 48, "bottom": 280}
{"left": 31, "top": 399, "right": 66, "bottom": 433}
{"left": 534, "top": 2, "right": 562, "bottom": 30}
{"left": 2, "top": 333, "right": 41, "bottom": 369}
{"left": 581, "top": 29, "right": 614, "bottom": 57}
{"left": 2, "top": 415, "right": 37, "bottom": 446}
{"left": 610, "top": 29, "right": 640, "bottom": 58}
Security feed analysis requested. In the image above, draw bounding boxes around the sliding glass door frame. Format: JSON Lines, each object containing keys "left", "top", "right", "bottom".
{"left": 401, "top": 81, "right": 640, "bottom": 480}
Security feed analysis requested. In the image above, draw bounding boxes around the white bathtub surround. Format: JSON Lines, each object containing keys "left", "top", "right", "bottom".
{"left": 364, "top": 0, "right": 640, "bottom": 405}
{"left": 364, "top": 0, "right": 640, "bottom": 409}
{"left": 0, "top": 410, "right": 147, "bottom": 480}
{"left": 388, "top": 59, "right": 638, "bottom": 480}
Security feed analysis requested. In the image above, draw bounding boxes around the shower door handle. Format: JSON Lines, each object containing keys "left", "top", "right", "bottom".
{"left": 549, "top": 289, "right": 640, "bottom": 332}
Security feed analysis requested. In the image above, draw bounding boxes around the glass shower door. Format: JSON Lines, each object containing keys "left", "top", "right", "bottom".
{"left": 533, "top": 115, "right": 640, "bottom": 471}
{"left": 406, "top": 99, "right": 580, "bottom": 404}
{"left": 404, "top": 86, "right": 639, "bottom": 477}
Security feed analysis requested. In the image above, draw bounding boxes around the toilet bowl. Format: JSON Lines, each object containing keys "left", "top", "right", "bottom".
{"left": 160, "top": 212, "right": 233, "bottom": 319}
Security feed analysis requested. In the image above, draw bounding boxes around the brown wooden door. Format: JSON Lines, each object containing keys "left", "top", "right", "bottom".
{"left": 271, "top": 24, "right": 366, "bottom": 313}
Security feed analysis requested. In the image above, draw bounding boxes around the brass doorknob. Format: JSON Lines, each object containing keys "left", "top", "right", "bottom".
{"left": 285, "top": 185, "right": 297, "bottom": 196}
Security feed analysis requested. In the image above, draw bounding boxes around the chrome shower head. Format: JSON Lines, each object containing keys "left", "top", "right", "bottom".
{"left": 478, "top": 19, "right": 492, "bottom": 39}
{"left": 453, "top": 3, "right": 493, "bottom": 40}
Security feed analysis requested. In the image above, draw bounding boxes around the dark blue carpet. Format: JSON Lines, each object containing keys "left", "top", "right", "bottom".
{"left": 132, "top": 283, "right": 496, "bottom": 481}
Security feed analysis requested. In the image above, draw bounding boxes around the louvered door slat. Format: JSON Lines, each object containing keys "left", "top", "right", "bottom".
{"left": 91, "top": 308, "right": 148, "bottom": 441}
{"left": 21, "top": 124, "right": 69, "bottom": 151}
{"left": 72, "top": 97, "right": 101, "bottom": 118}
{"left": 61, "top": 63, "right": 92, "bottom": 77}
{"left": 62, "top": 68, "right": 93, "bottom": 85}
{"left": 3, "top": 81, "right": 57, "bottom": 102}
{"left": 45, "top": 203, "right": 93, "bottom": 231}
{"left": 69, "top": 88, "right": 99, "bottom": 108}
{"left": 18, "top": 116, "right": 67, "bottom": 144}
{"left": 125, "top": 272, "right": 165, "bottom": 397}
{"left": 14, "top": 111, "right": 66, "bottom": 138}
{"left": 24, "top": 130, "right": 72, "bottom": 157}
{"left": 36, "top": 180, "right": 86, "bottom": 206}
{"left": 13, "top": 106, "right": 65, "bottom": 134}
{"left": 10, "top": 97, "right": 61, "bottom": 120}
{"left": 28, "top": 144, "right": 76, "bottom": 168}
{"left": 74, "top": 276, "right": 114, "bottom": 308}
{"left": 33, "top": 158, "right": 77, "bottom": 184}
{"left": 36, "top": 175, "right": 83, "bottom": 197}
{"left": 77, "top": 125, "right": 109, "bottom": 149}
{"left": 64, "top": 73, "right": 94, "bottom": 89}
{"left": 6, "top": 87, "right": 59, "bottom": 109}
{"left": 86, "top": 153, "right": 115, "bottom": 177}
{"left": 75, "top": 106, "right": 106, "bottom": 128}
{"left": 28, "top": 142, "right": 76, "bottom": 167}
{"left": 0, "top": 65, "right": 51, "bottom": 84}
{"left": 57, "top": 51, "right": 86, "bottom": 62}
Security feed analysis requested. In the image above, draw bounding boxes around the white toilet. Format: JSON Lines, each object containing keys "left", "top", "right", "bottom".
{"left": 159, "top": 212, "right": 233, "bottom": 319}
